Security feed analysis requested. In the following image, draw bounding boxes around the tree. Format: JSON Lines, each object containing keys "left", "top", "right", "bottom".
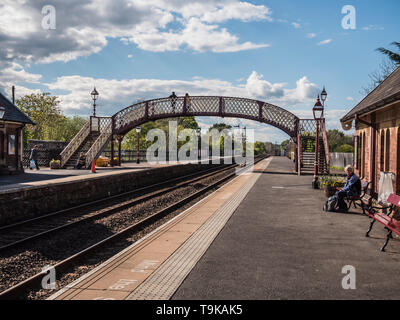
{"left": 208, "top": 123, "right": 232, "bottom": 132}
{"left": 17, "top": 92, "right": 89, "bottom": 147}
{"left": 208, "top": 123, "right": 233, "bottom": 152}
{"left": 361, "top": 41, "right": 399, "bottom": 95}
{"left": 361, "top": 59, "right": 397, "bottom": 95}
{"left": 61, "top": 116, "right": 88, "bottom": 142}
{"left": 376, "top": 41, "right": 400, "bottom": 66}
{"left": 17, "top": 93, "right": 64, "bottom": 145}
{"left": 335, "top": 144, "right": 354, "bottom": 153}
{"left": 326, "top": 129, "right": 353, "bottom": 152}
{"left": 254, "top": 141, "right": 267, "bottom": 155}
{"left": 122, "top": 116, "right": 199, "bottom": 151}
{"left": 280, "top": 139, "right": 290, "bottom": 150}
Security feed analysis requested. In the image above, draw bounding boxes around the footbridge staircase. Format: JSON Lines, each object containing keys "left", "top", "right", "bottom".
{"left": 60, "top": 117, "right": 112, "bottom": 169}
{"left": 297, "top": 119, "right": 330, "bottom": 175}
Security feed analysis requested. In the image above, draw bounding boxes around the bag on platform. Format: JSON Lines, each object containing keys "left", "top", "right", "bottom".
{"left": 323, "top": 195, "right": 337, "bottom": 212}
{"left": 29, "top": 160, "right": 36, "bottom": 169}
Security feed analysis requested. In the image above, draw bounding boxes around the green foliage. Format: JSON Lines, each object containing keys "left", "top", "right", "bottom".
{"left": 254, "top": 141, "right": 267, "bottom": 155}
{"left": 208, "top": 123, "right": 232, "bottom": 132}
{"left": 122, "top": 117, "right": 199, "bottom": 151}
{"left": 326, "top": 129, "right": 353, "bottom": 152}
{"left": 208, "top": 123, "right": 233, "bottom": 152}
{"left": 335, "top": 144, "right": 354, "bottom": 153}
{"left": 280, "top": 139, "right": 289, "bottom": 150}
{"left": 376, "top": 41, "right": 400, "bottom": 66}
{"left": 319, "top": 175, "right": 346, "bottom": 187}
{"left": 17, "top": 93, "right": 87, "bottom": 147}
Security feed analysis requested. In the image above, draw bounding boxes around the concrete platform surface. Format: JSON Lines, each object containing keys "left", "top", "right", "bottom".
{"left": 172, "top": 157, "right": 400, "bottom": 300}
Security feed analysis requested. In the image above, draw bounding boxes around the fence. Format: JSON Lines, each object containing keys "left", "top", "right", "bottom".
{"left": 23, "top": 140, "right": 68, "bottom": 167}
{"left": 102, "top": 150, "right": 147, "bottom": 162}
{"left": 330, "top": 152, "right": 353, "bottom": 169}
{"left": 23, "top": 149, "right": 64, "bottom": 167}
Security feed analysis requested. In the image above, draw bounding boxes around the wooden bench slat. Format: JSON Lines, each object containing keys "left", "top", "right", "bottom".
{"left": 387, "top": 194, "right": 400, "bottom": 206}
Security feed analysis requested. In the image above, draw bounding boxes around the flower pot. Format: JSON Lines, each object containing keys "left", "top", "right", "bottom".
{"left": 324, "top": 185, "right": 337, "bottom": 198}
{"left": 50, "top": 162, "right": 61, "bottom": 169}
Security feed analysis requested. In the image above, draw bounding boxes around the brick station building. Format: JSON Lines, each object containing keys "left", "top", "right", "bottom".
{"left": 0, "top": 91, "right": 35, "bottom": 174}
{"left": 340, "top": 67, "right": 400, "bottom": 196}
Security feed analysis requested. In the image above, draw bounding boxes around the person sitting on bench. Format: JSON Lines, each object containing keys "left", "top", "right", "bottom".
{"left": 75, "top": 152, "right": 86, "bottom": 169}
{"left": 336, "top": 165, "right": 361, "bottom": 212}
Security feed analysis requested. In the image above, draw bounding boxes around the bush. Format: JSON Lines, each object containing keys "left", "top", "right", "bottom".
{"left": 319, "top": 175, "right": 346, "bottom": 187}
{"left": 335, "top": 144, "right": 354, "bottom": 153}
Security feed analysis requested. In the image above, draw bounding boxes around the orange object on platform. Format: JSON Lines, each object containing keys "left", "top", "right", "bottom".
{"left": 91, "top": 160, "right": 96, "bottom": 173}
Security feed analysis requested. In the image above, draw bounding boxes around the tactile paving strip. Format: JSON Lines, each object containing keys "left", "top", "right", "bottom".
{"left": 126, "top": 160, "right": 269, "bottom": 300}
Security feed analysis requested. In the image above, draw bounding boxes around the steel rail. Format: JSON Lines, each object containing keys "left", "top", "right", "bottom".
{"left": 0, "top": 156, "right": 267, "bottom": 300}
{"left": 0, "top": 163, "right": 237, "bottom": 253}
{"left": 0, "top": 162, "right": 235, "bottom": 234}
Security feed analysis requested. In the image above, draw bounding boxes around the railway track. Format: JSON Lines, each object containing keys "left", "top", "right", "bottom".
{"left": 0, "top": 156, "right": 267, "bottom": 300}
{"left": 0, "top": 164, "right": 232, "bottom": 252}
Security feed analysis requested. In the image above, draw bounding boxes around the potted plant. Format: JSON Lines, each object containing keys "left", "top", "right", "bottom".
{"left": 320, "top": 175, "right": 345, "bottom": 197}
{"left": 50, "top": 159, "right": 61, "bottom": 169}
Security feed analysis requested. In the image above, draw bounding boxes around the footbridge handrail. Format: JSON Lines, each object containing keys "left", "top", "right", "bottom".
{"left": 112, "top": 96, "right": 299, "bottom": 137}
{"left": 321, "top": 119, "right": 330, "bottom": 170}
{"left": 85, "top": 118, "right": 112, "bottom": 168}
{"left": 60, "top": 120, "right": 90, "bottom": 167}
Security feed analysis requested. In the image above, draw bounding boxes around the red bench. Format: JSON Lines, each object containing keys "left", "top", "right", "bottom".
{"left": 364, "top": 193, "right": 400, "bottom": 251}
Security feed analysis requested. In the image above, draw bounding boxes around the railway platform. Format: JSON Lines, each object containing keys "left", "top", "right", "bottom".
{"left": 0, "top": 162, "right": 167, "bottom": 192}
{"left": 48, "top": 156, "right": 400, "bottom": 300}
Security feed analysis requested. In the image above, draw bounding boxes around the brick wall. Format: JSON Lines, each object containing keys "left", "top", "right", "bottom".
{"left": 355, "top": 102, "right": 400, "bottom": 195}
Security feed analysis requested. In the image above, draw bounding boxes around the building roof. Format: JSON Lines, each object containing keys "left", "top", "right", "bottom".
{"left": 341, "top": 67, "right": 400, "bottom": 123}
{"left": 0, "top": 92, "right": 35, "bottom": 125}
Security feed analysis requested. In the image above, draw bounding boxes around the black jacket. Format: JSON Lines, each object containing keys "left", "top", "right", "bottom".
{"left": 30, "top": 148, "right": 38, "bottom": 160}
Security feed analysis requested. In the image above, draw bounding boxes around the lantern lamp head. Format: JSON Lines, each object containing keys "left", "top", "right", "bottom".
{"left": 313, "top": 95, "right": 324, "bottom": 120}
{"left": 0, "top": 105, "right": 5, "bottom": 119}
{"left": 320, "top": 86, "right": 327, "bottom": 103}
{"left": 91, "top": 87, "right": 99, "bottom": 101}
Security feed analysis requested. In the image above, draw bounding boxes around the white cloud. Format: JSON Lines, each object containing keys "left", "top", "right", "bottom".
{"left": 307, "top": 33, "right": 316, "bottom": 38}
{"left": 0, "top": 0, "right": 272, "bottom": 66}
{"left": 36, "top": 71, "right": 321, "bottom": 117}
{"left": 129, "top": 17, "right": 270, "bottom": 53}
{"left": 283, "top": 76, "right": 320, "bottom": 104}
{"left": 195, "top": 1, "right": 273, "bottom": 23}
{"left": 362, "top": 25, "right": 384, "bottom": 31}
{"left": 291, "top": 22, "right": 301, "bottom": 29}
{"left": 0, "top": 62, "right": 42, "bottom": 99}
{"left": 245, "top": 71, "right": 285, "bottom": 99}
{"left": 317, "top": 39, "right": 332, "bottom": 46}
{"left": 346, "top": 96, "right": 354, "bottom": 101}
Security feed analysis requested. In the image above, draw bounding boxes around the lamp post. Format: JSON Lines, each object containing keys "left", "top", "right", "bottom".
{"left": 196, "top": 128, "right": 201, "bottom": 163}
{"left": 233, "top": 125, "right": 240, "bottom": 162}
{"left": 242, "top": 126, "right": 247, "bottom": 159}
{"left": 312, "top": 88, "right": 326, "bottom": 189}
{"left": 91, "top": 87, "right": 99, "bottom": 117}
{"left": 0, "top": 104, "right": 5, "bottom": 129}
{"left": 0, "top": 105, "right": 5, "bottom": 119}
{"left": 136, "top": 126, "right": 141, "bottom": 164}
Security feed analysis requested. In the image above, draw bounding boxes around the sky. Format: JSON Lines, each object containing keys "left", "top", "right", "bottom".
{"left": 0, "top": 0, "right": 399, "bottom": 143}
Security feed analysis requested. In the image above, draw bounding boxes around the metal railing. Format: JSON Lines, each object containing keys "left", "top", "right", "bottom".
{"left": 85, "top": 118, "right": 112, "bottom": 168}
{"left": 60, "top": 120, "right": 90, "bottom": 167}
{"left": 320, "top": 119, "right": 330, "bottom": 172}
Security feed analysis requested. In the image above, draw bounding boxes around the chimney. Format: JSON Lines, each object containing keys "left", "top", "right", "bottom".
{"left": 12, "top": 86, "right": 15, "bottom": 105}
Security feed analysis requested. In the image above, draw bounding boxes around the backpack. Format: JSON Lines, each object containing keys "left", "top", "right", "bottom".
{"left": 323, "top": 195, "right": 337, "bottom": 212}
